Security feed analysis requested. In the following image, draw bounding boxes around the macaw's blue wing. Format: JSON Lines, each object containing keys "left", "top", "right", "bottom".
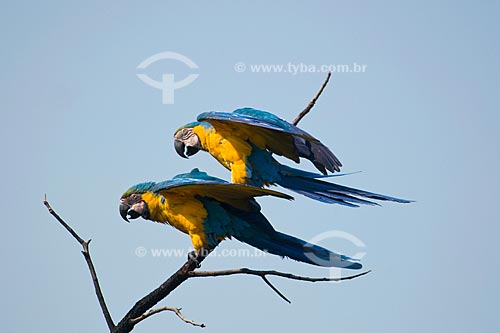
{"left": 153, "top": 168, "right": 293, "bottom": 212}
{"left": 199, "top": 190, "right": 361, "bottom": 269}
{"left": 198, "top": 108, "right": 342, "bottom": 174}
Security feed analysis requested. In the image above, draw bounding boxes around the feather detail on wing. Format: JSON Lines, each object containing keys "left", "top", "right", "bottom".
{"left": 198, "top": 108, "right": 341, "bottom": 174}
{"left": 153, "top": 169, "right": 293, "bottom": 211}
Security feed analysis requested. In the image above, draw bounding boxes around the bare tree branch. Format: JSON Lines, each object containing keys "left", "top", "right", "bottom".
{"left": 111, "top": 250, "right": 210, "bottom": 333}
{"left": 293, "top": 71, "right": 332, "bottom": 126}
{"left": 131, "top": 306, "right": 205, "bottom": 328}
{"left": 190, "top": 267, "right": 370, "bottom": 282}
{"left": 43, "top": 195, "right": 115, "bottom": 331}
{"left": 189, "top": 268, "right": 370, "bottom": 303}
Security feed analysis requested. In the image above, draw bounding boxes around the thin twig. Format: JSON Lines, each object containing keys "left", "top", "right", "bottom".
{"left": 293, "top": 71, "right": 332, "bottom": 126}
{"left": 131, "top": 306, "right": 205, "bottom": 328}
{"left": 44, "top": 194, "right": 85, "bottom": 244}
{"left": 261, "top": 275, "right": 291, "bottom": 304}
{"left": 189, "top": 268, "right": 370, "bottom": 303}
{"left": 43, "top": 195, "right": 116, "bottom": 331}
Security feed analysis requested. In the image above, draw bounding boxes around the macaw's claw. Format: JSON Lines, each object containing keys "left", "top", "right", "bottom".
{"left": 188, "top": 250, "right": 202, "bottom": 268}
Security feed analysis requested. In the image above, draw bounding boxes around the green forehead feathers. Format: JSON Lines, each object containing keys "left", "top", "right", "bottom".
{"left": 121, "top": 181, "right": 156, "bottom": 198}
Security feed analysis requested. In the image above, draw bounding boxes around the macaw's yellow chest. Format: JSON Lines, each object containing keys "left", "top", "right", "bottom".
{"left": 141, "top": 192, "right": 209, "bottom": 250}
{"left": 192, "top": 125, "right": 252, "bottom": 184}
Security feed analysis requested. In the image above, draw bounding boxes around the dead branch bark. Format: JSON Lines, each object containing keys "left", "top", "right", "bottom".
{"left": 43, "top": 195, "right": 115, "bottom": 331}
{"left": 293, "top": 71, "right": 332, "bottom": 126}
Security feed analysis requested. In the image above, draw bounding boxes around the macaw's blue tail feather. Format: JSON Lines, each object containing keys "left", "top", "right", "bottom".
{"left": 278, "top": 168, "right": 413, "bottom": 207}
{"left": 235, "top": 231, "right": 362, "bottom": 269}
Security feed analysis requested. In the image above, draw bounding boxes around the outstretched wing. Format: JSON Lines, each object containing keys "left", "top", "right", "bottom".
{"left": 198, "top": 108, "right": 341, "bottom": 174}
{"left": 153, "top": 169, "right": 293, "bottom": 212}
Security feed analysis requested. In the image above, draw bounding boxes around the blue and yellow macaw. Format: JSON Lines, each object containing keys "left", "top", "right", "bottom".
{"left": 119, "top": 169, "right": 361, "bottom": 269}
{"left": 173, "top": 108, "right": 411, "bottom": 207}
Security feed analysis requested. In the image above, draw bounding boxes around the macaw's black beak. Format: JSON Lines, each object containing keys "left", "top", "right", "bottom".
{"left": 119, "top": 203, "right": 130, "bottom": 222}
{"left": 174, "top": 140, "right": 188, "bottom": 158}
{"left": 120, "top": 203, "right": 142, "bottom": 222}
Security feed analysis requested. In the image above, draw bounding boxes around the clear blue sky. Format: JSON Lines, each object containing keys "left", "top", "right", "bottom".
{"left": 2, "top": 1, "right": 499, "bottom": 332}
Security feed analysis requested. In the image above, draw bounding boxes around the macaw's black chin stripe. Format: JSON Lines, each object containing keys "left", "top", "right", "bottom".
{"left": 138, "top": 203, "right": 151, "bottom": 220}
{"left": 186, "top": 146, "right": 200, "bottom": 156}
{"left": 127, "top": 210, "right": 141, "bottom": 219}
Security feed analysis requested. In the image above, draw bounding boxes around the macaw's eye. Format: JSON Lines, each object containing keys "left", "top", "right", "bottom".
{"left": 127, "top": 209, "right": 141, "bottom": 219}
{"left": 128, "top": 194, "right": 143, "bottom": 204}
